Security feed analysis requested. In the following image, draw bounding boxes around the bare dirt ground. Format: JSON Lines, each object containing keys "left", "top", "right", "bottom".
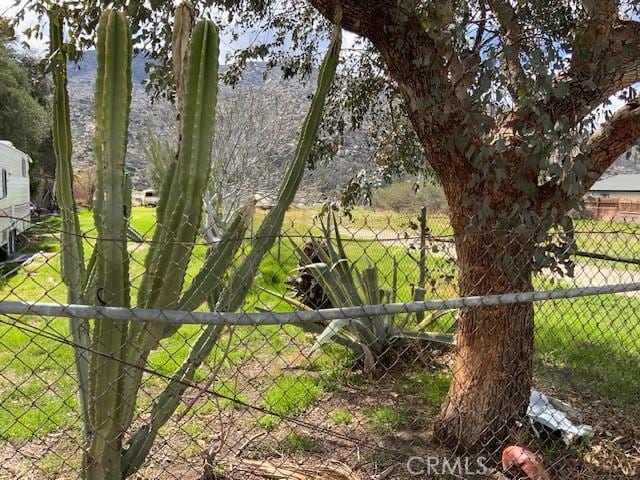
{"left": 1, "top": 345, "right": 637, "bottom": 480}
{"left": 1, "top": 223, "right": 637, "bottom": 479}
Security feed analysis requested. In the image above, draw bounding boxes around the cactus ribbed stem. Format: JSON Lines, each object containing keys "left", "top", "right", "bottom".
{"left": 121, "top": 21, "right": 342, "bottom": 476}
{"left": 120, "top": 18, "right": 220, "bottom": 438}
{"left": 217, "top": 23, "right": 342, "bottom": 314}
{"left": 86, "top": 10, "right": 132, "bottom": 480}
{"left": 136, "top": 20, "right": 219, "bottom": 312}
{"left": 50, "top": 6, "right": 341, "bottom": 477}
{"left": 49, "top": 8, "right": 92, "bottom": 444}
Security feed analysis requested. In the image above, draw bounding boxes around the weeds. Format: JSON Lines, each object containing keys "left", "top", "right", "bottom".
{"left": 329, "top": 408, "right": 353, "bottom": 425}
{"left": 257, "top": 374, "right": 323, "bottom": 429}
{"left": 364, "top": 405, "right": 405, "bottom": 432}
{"left": 280, "top": 433, "right": 320, "bottom": 453}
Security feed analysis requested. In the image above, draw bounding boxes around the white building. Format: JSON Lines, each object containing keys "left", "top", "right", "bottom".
{"left": 0, "top": 141, "right": 31, "bottom": 258}
{"left": 589, "top": 174, "right": 640, "bottom": 199}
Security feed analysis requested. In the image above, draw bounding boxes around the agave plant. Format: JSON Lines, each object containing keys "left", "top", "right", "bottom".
{"left": 289, "top": 210, "right": 455, "bottom": 369}
{"left": 50, "top": 5, "right": 341, "bottom": 478}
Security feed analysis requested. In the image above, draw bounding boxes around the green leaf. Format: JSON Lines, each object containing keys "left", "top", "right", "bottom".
{"left": 310, "top": 318, "right": 353, "bottom": 353}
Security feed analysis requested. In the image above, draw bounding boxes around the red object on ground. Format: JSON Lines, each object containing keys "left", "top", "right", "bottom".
{"left": 502, "top": 446, "right": 551, "bottom": 480}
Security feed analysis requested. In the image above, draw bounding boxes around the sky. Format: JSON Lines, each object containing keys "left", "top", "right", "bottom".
{"left": 0, "top": 0, "right": 357, "bottom": 62}
{"left": 0, "top": 0, "right": 248, "bottom": 58}
{"left": 1, "top": 0, "right": 48, "bottom": 53}
{"left": 0, "top": 0, "right": 633, "bottom": 126}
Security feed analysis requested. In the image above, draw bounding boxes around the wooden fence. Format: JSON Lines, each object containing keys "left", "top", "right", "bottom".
{"left": 584, "top": 197, "right": 640, "bottom": 222}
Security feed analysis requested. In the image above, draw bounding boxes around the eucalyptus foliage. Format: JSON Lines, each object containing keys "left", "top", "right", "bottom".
{"left": 28, "top": 0, "right": 640, "bottom": 451}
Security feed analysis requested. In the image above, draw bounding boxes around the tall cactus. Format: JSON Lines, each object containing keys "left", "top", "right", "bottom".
{"left": 86, "top": 10, "right": 132, "bottom": 480}
{"left": 50, "top": 6, "right": 341, "bottom": 478}
{"left": 122, "top": 22, "right": 342, "bottom": 476}
{"left": 49, "top": 8, "right": 91, "bottom": 442}
{"left": 119, "top": 18, "right": 222, "bottom": 434}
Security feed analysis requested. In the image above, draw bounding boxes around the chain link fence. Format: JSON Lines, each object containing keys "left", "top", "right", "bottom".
{"left": 0, "top": 206, "right": 638, "bottom": 479}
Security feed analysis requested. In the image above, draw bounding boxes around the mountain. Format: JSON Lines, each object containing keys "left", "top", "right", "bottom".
{"left": 67, "top": 52, "right": 175, "bottom": 186}
{"left": 66, "top": 53, "right": 372, "bottom": 199}
{"left": 604, "top": 147, "right": 640, "bottom": 178}
{"left": 66, "top": 53, "right": 638, "bottom": 197}
{"left": 67, "top": 50, "right": 149, "bottom": 85}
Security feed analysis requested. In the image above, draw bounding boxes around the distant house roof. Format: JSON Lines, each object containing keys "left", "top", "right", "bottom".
{"left": 590, "top": 174, "right": 640, "bottom": 192}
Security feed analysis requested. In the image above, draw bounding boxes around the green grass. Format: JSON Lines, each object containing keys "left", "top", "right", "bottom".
{"left": 328, "top": 407, "right": 353, "bottom": 425}
{"left": 256, "top": 414, "right": 281, "bottom": 430}
{"left": 402, "top": 371, "right": 451, "bottom": 409}
{"left": 0, "top": 376, "right": 78, "bottom": 440}
{"left": 364, "top": 405, "right": 405, "bottom": 432}
{"left": 280, "top": 433, "right": 319, "bottom": 453}
{"left": 254, "top": 206, "right": 453, "bottom": 238}
{"left": 573, "top": 219, "right": 640, "bottom": 255}
{"left": 261, "top": 374, "right": 322, "bottom": 416}
{"left": 310, "top": 343, "right": 357, "bottom": 390}
{"left": 257, "top": 373, "right": 323, "bottom": 429}
{"left": 0, "top": 206, "right": 637, "bottom": 445}
{"left": 214, "top": 380, "right": 249, "bottom": 409}
{"left": 38, "top": 448, "right": 81, "bottom": 477}
{"left": 534, "top": 294, "right": 640, "bottom": 404}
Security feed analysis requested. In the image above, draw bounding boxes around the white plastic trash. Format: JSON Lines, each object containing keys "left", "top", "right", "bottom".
{"left": 528, "top": 389, "right": 594, "bottom": 445}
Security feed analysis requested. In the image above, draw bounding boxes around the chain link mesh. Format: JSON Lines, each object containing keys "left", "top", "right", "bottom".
{"left": 0, "top": 206, "right": 637, "bottom": 479}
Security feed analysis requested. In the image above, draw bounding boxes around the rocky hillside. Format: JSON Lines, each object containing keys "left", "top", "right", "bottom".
{"left": 67, "top": 52, "right": 372, "bottom": 198}
{"left": 605, "top": 146, "right": 640, "bottom": 178}
{"left": 66, "top": 52, "right": 638, "bottom": 197}
{"left": 68, "top": 53, "right": 171, "bottom": 186}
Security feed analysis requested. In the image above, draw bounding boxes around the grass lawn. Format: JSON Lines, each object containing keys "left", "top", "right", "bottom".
{"left": 534, "top": 294, "right": 640, "bottom": 403}
{"left": 0, "top": 206, "right": 637, "bottom": 445}
{"left": 255, "top": 206, "right": 453, "bottom": 237}
{"left": 267, "top": 207, "right": 640, "bottom": 269}
{"left": 572, "top": 219, "right": 640, "bottom": 270}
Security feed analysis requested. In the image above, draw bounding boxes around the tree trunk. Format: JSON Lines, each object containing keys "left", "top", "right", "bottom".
{"left": 435, "top": 212, "right": 535, "bottom": 452}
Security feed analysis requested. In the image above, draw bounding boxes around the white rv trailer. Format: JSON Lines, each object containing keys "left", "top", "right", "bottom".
{"left": 0, "top": 141, "right": 31, "bottom": 258}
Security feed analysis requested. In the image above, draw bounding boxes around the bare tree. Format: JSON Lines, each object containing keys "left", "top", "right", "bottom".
{"left": 73, "top": 165, "right": 97, "bottom": 209}
{"left": 33, "top": 0, "right": 640, "bottom": 449}
{"left": 143, "top": 83, "right": 302, "bottom": 243}
{"left": 202, "top": 85, "right": 302, "bottom": 242}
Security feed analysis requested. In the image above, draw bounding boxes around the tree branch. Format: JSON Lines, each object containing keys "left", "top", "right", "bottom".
{"left": 580, "top": 96, "right": 640, "bottom": 191}
{"left": 487, "top": 0, "right": 529, "bottom": 99}
{"left": 471, "top": 5, "right": 487, "bottom": 55}
{"left": 574, "top": 0, "right": 618, "bottom": 63}
{"left": 307, "top": 0, "right": 393, "bottom": 39}
{"left": 538, "top": 96, "right": 640, "bottom": 210}
{"left": 539, "top": 10, "right": 639, "bottom": 129}
{"left": 309, "top": 0, "right": 474, "bottom": 178}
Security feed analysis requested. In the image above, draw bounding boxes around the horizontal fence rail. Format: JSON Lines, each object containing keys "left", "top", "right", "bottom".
{"left": 1, "top": 282, "right": 640, "bottom": 325}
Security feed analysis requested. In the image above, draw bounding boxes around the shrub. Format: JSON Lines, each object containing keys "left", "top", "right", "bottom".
{"left": 372, "top": 180, "right": 446, "bottom": 213}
